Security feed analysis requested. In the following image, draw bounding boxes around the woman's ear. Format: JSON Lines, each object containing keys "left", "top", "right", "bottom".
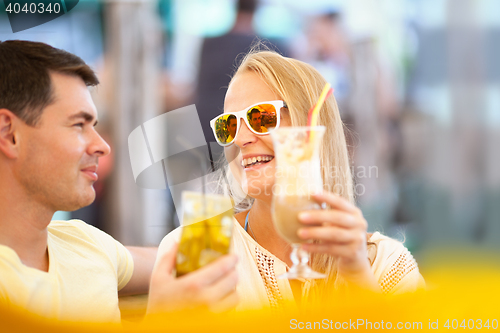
{"left": 0, "top": 109, "right": 20, "bottom": 159}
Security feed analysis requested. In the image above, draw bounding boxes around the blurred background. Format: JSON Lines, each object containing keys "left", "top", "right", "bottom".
{"left": 1, "top": 0, "right": 499, "bottom": 265}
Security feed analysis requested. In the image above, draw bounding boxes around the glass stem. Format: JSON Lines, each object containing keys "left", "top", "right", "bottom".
{"left": 289, "top": 243, "right": 310, "bottom": 276}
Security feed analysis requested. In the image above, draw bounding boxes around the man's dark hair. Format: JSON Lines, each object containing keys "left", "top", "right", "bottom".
{"left": 226, "top": 114, "right": 236, "bottom": 127}
{"left": 0, "top": 40, "right": 99, "bottom": 126}
{"left": 249, "top": 108, "right": 261, "bottom": 117}
{"left": 324, "top": 11, "right": 341, "bottom": 22}
{"left": 237, "top": 0, "right": 257, "bottom": 14}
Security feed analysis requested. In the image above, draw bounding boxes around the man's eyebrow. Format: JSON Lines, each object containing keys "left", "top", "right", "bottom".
{"left": 69, "top": 111, "right": 98, "bottom": 126}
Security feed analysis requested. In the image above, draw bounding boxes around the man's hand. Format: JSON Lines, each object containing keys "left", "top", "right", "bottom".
{"left": 146, "top": 244, "right": 239, "bottom": 314}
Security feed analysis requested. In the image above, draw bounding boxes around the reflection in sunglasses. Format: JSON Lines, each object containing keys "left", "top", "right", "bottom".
{"left": 211, "top": 101, "right": 283, "bottom": 146}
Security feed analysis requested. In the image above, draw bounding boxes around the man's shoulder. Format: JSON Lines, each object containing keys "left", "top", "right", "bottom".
{"left": 49, "top": 219, "right": 87, "bottom": 228}
{"left": 47, "top": 220, "right": 131, "bottom": 272}
{"left": 48, "top": 219, "right": 112, "bottom": 245}
{"left": 48, "top": 219, "right": 94, "bottom": 235}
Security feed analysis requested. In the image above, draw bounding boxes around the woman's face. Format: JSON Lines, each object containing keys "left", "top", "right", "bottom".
{"left": 224, "top": 71, "right": 291, "bottom": 201}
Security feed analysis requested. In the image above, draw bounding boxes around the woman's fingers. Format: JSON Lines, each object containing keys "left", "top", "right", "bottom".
{"left": 312, "top": 192, "right": 359, "bottom": 214}
{"left": 302, "top": 242, "right": 364, "bottom": 257}
{"left": 298, "top": 225, "right": 355, "bottom": 243}
{"left": 298, "top": 209, "right": 359, "bottom": 228}
{"left": 293, "top": 191, "right": 377, "bottom": 286}
{"left": 204, "top": 270, "right": 239, "bottom": 304}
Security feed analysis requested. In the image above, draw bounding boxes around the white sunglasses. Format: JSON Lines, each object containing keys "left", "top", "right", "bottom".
{"left": 209, "top": 100, "right": 287, "bottom": 146}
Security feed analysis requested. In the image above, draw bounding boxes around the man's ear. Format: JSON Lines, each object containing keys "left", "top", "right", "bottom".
{"left": 0, "top": 109, "right": 20, "bottom": 159}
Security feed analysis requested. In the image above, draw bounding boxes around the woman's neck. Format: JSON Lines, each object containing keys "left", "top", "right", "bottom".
{"left": 241, "top": 198, "right": 293, "bottom": 266}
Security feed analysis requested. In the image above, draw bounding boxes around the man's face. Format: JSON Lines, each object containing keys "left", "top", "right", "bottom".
{"left": 14, "top": 72, "right": 110, "bottom": 212}
{"left": 227, "top": 118, "right": 237, "bottom": 138}
{"left": 250, "top": 111, "right": 262, "bottom": 132}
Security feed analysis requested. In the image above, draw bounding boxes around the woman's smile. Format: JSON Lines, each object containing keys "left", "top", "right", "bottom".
{"left": 241, "top": 154, "right": 275, "bottom": 170}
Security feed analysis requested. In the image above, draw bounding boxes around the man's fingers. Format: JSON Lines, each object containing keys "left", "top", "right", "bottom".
{"left": 204, "top": 269, "right": 238, "bottom": 303}
{"left": 209, "top": 290, "right": 239, "bottom": 313}
{"left": 152, "top": 243, "right": 178, "bottom": 278}
{"left": 184, "top": 254, "right": 238, "bottom": 286}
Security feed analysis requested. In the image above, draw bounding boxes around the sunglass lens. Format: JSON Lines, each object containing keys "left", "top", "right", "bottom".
{"left": 214, "top": 114, "right": 237, "bottom": 144}
{"left": 246, "top": 104, "right": 278, "bottom": 134}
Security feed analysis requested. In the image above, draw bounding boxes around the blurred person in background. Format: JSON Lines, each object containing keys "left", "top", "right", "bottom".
{"left": 292, "top": 10, "right": 357, "bottom": 165}
{"left": 295, "top": 11, "right": 352, "bottom": 112}
{"left": 295, "top": 10, "right": 402, "bottom": 229}
{"left": 195, "top": 0, "right": 287, "bottom": 146}
{"left": 0, "top": 40, "right": 238, "bottom": 321}
{"left": 195, "top": 0, "right": 259, "bottom": 145}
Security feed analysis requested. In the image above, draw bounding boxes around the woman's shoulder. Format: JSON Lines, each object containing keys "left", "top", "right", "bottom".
{"left": 368, "top": 232, "right": 426, "bottom": 294}
{"left": 368, "top": 231, "right": 407, "bottom": 251}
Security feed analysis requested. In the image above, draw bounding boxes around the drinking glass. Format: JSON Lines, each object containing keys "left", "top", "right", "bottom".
{"left": 175, "top": 191, "right": 234, "bottom": 277}
{"left": 271, "top": 126, "right": 326, "bottom": 279}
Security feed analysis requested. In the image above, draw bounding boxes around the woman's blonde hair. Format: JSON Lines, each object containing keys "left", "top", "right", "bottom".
{"left": 216, "top": 48, "right": 356, "bottom": 297}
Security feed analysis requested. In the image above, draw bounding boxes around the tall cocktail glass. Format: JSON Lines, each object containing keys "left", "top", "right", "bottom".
{"left": 271, "top": 126, "right": 326, "bottom": 279}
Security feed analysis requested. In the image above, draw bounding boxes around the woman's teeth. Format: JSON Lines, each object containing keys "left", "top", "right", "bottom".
{"left": 241, "top": 156, "right": 274, "bottom": 168}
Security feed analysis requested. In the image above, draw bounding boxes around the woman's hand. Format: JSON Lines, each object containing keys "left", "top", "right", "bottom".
{"left": 297, "top": 191, "right": 380, "bottom": 291}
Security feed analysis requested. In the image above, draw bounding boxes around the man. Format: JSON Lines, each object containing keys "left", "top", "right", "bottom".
{"left": 226, "top": 114, "right": 237, "bottom": 143}
{"left": 195, "top": 0, "right": 259, "bottom": 144}
{"left": 195, "top": 0, "right": 285, "bottom": 144}
{"left": 0, "top": 40, "right": 237, "bottom": 321}
{"left": 249, "top": 108, "right": 267, "bottom": 133}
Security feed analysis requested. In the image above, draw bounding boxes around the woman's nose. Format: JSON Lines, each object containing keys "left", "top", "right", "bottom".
{"left": 234, "top": 120, "right": 257, "bottom": 148}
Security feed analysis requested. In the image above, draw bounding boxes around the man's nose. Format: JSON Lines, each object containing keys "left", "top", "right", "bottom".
{"left": 90, "top": 129, "right": 111, "bottom": 157}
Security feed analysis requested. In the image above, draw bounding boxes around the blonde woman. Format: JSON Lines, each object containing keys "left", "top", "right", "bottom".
{"left": 155, "top": 50, "right": 425, "bottom": 311}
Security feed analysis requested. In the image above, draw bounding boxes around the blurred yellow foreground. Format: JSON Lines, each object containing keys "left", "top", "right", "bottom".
{"left": 2, "top": 249, "right": 499, "bottom": 332}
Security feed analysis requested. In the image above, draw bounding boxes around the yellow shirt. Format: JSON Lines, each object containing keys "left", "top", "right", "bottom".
{"left": 0, "top": 220, "right": 134, "bottom": 322}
